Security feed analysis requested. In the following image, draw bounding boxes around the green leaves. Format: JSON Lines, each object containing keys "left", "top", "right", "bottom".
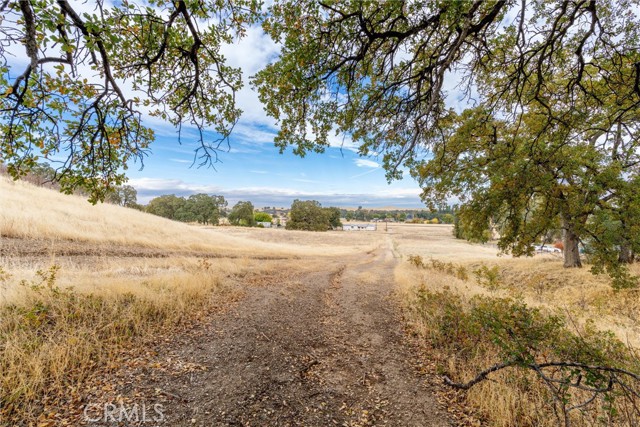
{"left": 286, "top": 199, "right": 337, "bottom": 231}
{"left": 146, "top": 193, "right": 227, "bottom": 225}
{"left": 1, "top": 0, "right": 260, "bottom": 201}
{"left": 228, "top": 201, "right": 256, "bottom": 226}
{"left": 255, "top": 0, "right": 640, "bottom": 285}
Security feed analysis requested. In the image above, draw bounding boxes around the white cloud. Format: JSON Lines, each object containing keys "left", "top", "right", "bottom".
{"left": 231, "top": 122, "right": 279, "bottom": 144}
{"left": 220, "top": 25, "right": 281, "bottom": 130}
{"left": 221, "top": 26, "right": 280, "bottom": 76}
{"left": 228, "top": 145, "right": 262, "bottom": 154}
{"left": 327, "top": 132, "right": 359, "bottom": 153}
{"left": 354, "top": 159, "right": 379, "bottom": 168}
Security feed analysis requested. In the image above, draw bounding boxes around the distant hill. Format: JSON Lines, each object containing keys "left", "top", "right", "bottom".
{"left": 0, "top": 177, "right": 291, "bottom": 257}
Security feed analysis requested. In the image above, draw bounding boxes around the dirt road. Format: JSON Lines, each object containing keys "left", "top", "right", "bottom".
{"left": 85, "top": 240, "right": 452, "bottom": 426}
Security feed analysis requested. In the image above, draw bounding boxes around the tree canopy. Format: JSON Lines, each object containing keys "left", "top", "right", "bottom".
{"left": 287, "top": 199, "right": 341, "bottom": 231}
{"left": 255, "top": 0, "right": 639, "bottom": 171}
{"left": 254, "top": 211, "right": 273, "bottom": 223}
{"left": 146, "top": 193, "right": 226, "bottom": 224}
{"left": 228, "top": 200, "right": 256, "bottom": 226}
{"left": 1, "top": 0, "right": 260, "bottom": 202}
{"left": 254, "top": 0, "right": 640, "bottom": 284}
{"left": 105, "top": 184, "right": 138, "bottom": 208}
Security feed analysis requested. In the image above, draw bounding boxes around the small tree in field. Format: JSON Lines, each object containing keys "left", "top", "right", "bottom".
{"left": 106, "top": 185, "right": 138, "bottom": 208}
{"left": 228, "top": 201, "right": 255, "bottom": 227}
{"left": 325, "top": 207, "right": 342, "bottom": 229}
{"left": 286, "top": 200, "right": 330, "bottom": 231}
{"left": 254, "top": 211, "right": 273, "bottom": 223}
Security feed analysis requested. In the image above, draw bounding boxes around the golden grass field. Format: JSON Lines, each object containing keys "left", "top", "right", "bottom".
{"left": 391, "top": 225, "right": 640, "bottom": 425}
{"left": 1, "top": 176, "right": 639, "bottom": 425}
{"left": 390, "top": 224, "right": 640, "bottom": 349}
{"left": 0, "top": 178, "right": 375, "bottom": 260}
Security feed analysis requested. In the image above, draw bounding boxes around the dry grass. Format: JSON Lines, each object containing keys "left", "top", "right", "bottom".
{"left": 3, "top": 178, "right": 639, "bottom": 426}
{"left": 388, "top": 223, "right": 501, "bottom": 261}
{"left": 0, "top": 178, "right": 302, "bottom": 424}
{"left": 219, "top": 224, "right": 382, "bottom": 252}
{"left": 397, "top": 271, "right": 640, "bottom": 425}
{"left": 0, "top": 257, "right": 248, "bottom": 424}
{"left": 0, "top": 178, "right": 382, "bottom": 424}
{"left": 393, "top": 224, "right": 640, "bottom": 426}
{"left": 0, "top": 177, "right": 374, "bottom": 258}
{"left": 391, "top": 223, "right": 640, "bottom": 348}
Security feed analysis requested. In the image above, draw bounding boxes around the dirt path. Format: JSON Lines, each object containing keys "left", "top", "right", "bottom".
{"left": 86, "top": 241, "right": 452, "bottom": 426}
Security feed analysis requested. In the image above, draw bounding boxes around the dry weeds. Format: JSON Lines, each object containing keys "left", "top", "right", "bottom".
{"left": 0, "top": 256, "right": 258, "bottom": 425}
{"left": 393, "top": 224, "right": 640, "bottom": 425}
{"left": 3, "top": 179, "right": 640, "bottom": 426}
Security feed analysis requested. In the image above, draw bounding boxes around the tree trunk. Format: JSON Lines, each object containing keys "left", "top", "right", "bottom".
{"left": 562, "top": 217, "right": 582, "bottom": 268}
{"left": 618, "top": 220, "right": 635, "bottom": 264}
{"left": 618, "top": 243, "right": 635, "bottom": 264}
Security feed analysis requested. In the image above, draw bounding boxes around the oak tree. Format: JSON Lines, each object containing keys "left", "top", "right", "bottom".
{"left": 254, "top": 0, "right": 640, "bottom": 282}
{"left": 105, "top": 184, "right": 138, "bottom": 207}
{"left": 1, "top": 0, "right": 260, "bottom": 202}
{"left": 146, "top": 194, "right": 185, "bottom": 219}
{"left": 286, "top": 199, "right": 330, "bottom": 231}
{"left": 254, "top": 211, "right": 273, "bottom": 223}
{"left": 228, "top": 200, "right": 256, "bottom": 226}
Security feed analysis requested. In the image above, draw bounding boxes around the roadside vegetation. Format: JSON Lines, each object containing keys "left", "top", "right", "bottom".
{"left": 404, "top": 282, "right": 640, "bottom": 426}
{"left": 0, "top": 259, "right": 242, "bottom": 425}
{"left": 398, "top": 242, "right": 640, "bottom": 425}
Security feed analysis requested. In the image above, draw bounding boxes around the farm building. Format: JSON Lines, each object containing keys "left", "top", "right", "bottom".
{"left": 342, "top": 223, "right": 377, "bottom": 231}
{"left": 257, "top": 221, "right": 272, "bottom": 228}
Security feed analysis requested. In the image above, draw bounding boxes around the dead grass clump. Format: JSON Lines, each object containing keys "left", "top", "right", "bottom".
{"left": 0, "top": 262, "right": 233, "bottom": 425}
{"left": 407, "top": 255, "right": 469, "bottom": 282}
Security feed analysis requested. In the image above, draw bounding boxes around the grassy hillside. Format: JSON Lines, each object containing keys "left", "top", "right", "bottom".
{"left": 0, "top": 178, "right": 314, "bottom": 424}
{"left": 1, "top": 177, "right": 371, "bottom": 258}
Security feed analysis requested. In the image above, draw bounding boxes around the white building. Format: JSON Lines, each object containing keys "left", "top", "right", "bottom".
{"left": 342, "top": 223, "right": 376, "bottom": 231}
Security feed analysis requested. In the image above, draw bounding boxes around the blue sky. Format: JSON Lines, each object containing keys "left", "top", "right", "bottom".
{"left": 127, "top": 134, "right": 425, "bottom": 208}
{"left": 4, "top": 5, "right": 469, "bottom": 209}
{"left": 125, "top": 25, "right": 428, "bottom": 208}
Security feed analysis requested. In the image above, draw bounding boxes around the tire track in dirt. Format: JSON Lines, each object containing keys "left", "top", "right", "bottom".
{"left": 310, "top": 240, "right": 450, "bottom": 426}
{"left": 81, "top": 244, "right": 452, "bottom": 426}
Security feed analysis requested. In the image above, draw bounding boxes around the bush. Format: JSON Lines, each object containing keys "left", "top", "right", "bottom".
{"left": 473, "top": 264, "right": 501, "bottom": 290}
{"left": 407, "top": 255, "right": 469, "bottom": 281}
{"left": 404, "top": 286, "right": 640, "bottom": 426}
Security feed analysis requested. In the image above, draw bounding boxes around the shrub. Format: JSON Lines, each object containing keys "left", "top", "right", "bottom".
{"left": 473, "top": 264, "right": 501, "bottom": 290}
{"left": 404, "top": 287, "right": 640, "bottom": 426}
